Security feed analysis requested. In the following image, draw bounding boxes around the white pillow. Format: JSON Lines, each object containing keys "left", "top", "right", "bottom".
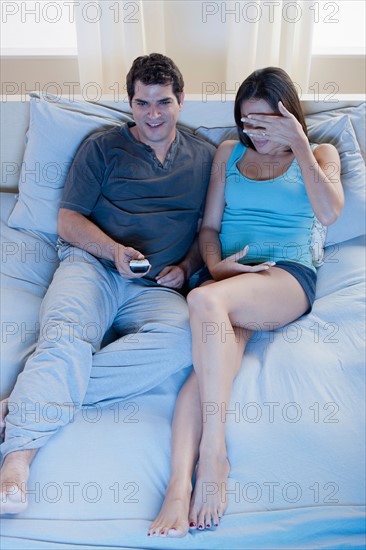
{"left": 7, "top": 93, "right": 133, "bottom": 242}
{"left": 306, "top": 114, "right": 366, "bottom": 246}
{"left": 307, "top": 103, "right": 365, "bottom": 162}
{"left": 310, "top": 217, "right": 327, "bottom": 267}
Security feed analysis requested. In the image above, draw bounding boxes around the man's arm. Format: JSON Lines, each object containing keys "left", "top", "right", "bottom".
{"left": 155, "top": 232, "right": 203, "bottom": 290}
{"left": 58, "top": 208, "right": 149, "bottom": 278}
{"left": 178, "top": 234, "right": 203, "bottom": 279}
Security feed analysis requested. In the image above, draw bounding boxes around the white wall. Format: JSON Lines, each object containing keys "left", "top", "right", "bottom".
{"left": 1, "top": 53, "right": 364, "bottom": 99}
{"left": 0, "top": 56, "right": 80, "bottom": 97}
{"left": 310, "top": 55, "right": 366, "bottom": 95}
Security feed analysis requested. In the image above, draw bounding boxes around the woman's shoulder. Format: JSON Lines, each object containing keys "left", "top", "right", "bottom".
{"left": 215, "top": 139, "right": 242, "bottom": 162}
{"left": 312, "top": 142, "right": 340, "bottom": 163}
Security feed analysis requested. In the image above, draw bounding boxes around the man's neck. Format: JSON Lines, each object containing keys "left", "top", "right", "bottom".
{"left": 129, "top": 125, "right": 176, "bottom": 164}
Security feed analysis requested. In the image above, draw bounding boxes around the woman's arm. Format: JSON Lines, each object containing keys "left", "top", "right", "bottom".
{"left": 242, "top": 101, "right": 344, "bottom": 226}
{"left": 292, "top": 141, "right": 343, "bottom": 226}
{"left": 199, "top": 141, "right": 235, "bottom": 271}
{"left": 199, "top": 142, "right": 275, "bottom": 281}
{"left": 279, "top": 101, "right": 344, "bottom": 225}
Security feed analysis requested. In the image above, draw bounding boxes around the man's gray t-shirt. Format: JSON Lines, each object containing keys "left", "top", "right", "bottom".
{"left": 60, "top": 122, "right": 215, "bottom": 280}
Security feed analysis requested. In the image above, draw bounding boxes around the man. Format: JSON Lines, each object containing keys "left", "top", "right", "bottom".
{"left": 0, "top": 53, "right": 215, "bottom": 514}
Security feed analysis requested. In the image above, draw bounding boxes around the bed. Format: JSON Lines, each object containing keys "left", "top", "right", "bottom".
{"left": 0, "top": 93, "right": 365, "bottom": 549}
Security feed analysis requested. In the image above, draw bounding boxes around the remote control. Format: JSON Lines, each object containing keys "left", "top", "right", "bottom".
{"left": 129, "top": 259, "right": 150, "bottom": 273}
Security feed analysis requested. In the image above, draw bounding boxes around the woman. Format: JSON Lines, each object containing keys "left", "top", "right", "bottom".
{"left": 148, "top": 67, "right": 344, "bottom": 537}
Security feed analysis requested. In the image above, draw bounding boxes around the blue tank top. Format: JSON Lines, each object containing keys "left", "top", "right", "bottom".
{"left": 219, "top": 142, "right": 316, "bottom": 271}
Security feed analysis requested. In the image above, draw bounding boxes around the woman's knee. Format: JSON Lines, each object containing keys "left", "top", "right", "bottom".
{"left": 187, "top": 285, "right": 222, "bottom": 316}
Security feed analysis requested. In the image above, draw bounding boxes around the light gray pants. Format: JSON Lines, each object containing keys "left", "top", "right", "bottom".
{"left": 1, "top": 244, "right": 192, "bottom": 456}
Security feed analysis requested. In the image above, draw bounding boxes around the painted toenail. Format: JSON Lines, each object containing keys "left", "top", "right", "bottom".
{"left": 206, "top": 524, "right": 211, "bottom": 527}
{"left": 189, "top": 522, "right": 196, "bottom": 527}
{"left": 198, "top": 524, "right": 203, "bottom": 529}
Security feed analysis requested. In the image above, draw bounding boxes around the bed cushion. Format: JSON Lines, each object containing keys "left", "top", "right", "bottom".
{"left": 195, "top": 112, "right": 366, "bottom": 247}
{"left": 1, "top": 209, "right": 365, "bottom": 548}
{"left": 0, "top": 193, "right": 59, "bottom": 397}
{"left": 7, "top": 94, "right": 133, "bottom": 243}
{"left": 1, "top": 93, "right": 365, "bottom": 547}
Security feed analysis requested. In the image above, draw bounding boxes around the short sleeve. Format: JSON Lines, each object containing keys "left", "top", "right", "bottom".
{"left": 60, "top": 136, "right": 106, "bottom": 216}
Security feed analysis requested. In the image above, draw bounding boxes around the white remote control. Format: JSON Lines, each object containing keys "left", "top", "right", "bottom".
{"left": 129, "top": 259, "right": 150, "bottom": 273}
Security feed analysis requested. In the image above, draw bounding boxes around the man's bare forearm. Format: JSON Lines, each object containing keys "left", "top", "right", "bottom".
{"left": 58, "top": 208, "right": 147, "bottom": 278}
{"left": 58, "top": 208, "right": 118, "bottom": 262}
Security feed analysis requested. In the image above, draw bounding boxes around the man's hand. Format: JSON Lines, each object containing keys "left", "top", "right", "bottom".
{"left": 114, "top": 244, "right": 151, "bottom": 278}
{"left": 156, "top": 265, "right": 186, "bottom": 289}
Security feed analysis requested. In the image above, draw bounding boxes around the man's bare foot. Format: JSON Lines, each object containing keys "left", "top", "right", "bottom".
{"left": 0, "top": 399, "right": 8, "bottom": 440}
{"left": 148, "top": 479, "right": 192, "bottom": 537}
{"left": 0, "top": 450, "right": 37, "bottom": 515}
{"left": 188, "top": 452, "right": 230, "bottom": 530}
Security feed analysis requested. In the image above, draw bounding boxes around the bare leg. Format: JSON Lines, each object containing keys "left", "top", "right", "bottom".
{"left": 0, "top": 449, "right": 38, "bottom": 514}
{"left": 148, "top": 323, "right": 251, "bottom": 535}
{"left": 0, "top": 399, "right": 8, "bottom": 440}
{"left": 188, "top": 326, "right": 250, "bottom": 529}
{"left": 148, "top": 371, "right": 202, "bottom": 537}
{"left": 187, "top": 268, "right": 309, "bottom": 529}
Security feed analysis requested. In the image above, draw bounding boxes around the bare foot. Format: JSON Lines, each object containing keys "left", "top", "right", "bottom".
{"left": 148, "top": 479, "right": 192, "bottom": 537}
{"left": 0, "top": 450, "right": 37, "bottom": 515}
{"left": 189, "top": 452, "right": 230, "bottom": 530}
{"left": 0, "top": 399, "right": 8, "bottom": 440}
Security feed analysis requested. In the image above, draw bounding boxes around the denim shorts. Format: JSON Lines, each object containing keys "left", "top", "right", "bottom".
{"left": 196, "top": 260, "right": 317, "bottom": 312}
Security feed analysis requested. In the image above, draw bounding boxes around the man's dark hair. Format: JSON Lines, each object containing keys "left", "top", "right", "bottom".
{"left": 234, "top": 66, "right": 308, "bottom": 149}
{"left": 126, "top": 53, "right": 184, "bottom": 105}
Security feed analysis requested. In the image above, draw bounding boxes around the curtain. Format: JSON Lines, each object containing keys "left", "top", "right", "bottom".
{"left": 225, "top": 1, "right": 314, "bottom": 93}
{"left": 75, "top": 0, "right": 314, "bottom": 95}
{"left": 75, "top": 0, "right": 166, "bottom": 95}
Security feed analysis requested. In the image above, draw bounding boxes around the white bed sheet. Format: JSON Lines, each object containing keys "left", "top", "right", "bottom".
{"left": 1, "top": 191, "right": 365, "bottom": 549}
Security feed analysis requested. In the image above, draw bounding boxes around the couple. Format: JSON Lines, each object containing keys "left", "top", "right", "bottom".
{"left": 0, "top": 53, "right": 343, "bottom": 536}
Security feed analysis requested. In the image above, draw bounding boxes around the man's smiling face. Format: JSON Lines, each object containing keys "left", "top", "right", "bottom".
{"left": 130, "top": 80, "right": 184, "bottom": 151}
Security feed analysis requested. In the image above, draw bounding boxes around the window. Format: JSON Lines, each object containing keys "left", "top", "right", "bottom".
{"left": 1, "top": 0, "right": 77, "bottom": 55}
{"left": 311, "top": 0, "right": 365, "bottom": 55}
{"left": 1, "top": 0, "right": 365, "bottom": 56}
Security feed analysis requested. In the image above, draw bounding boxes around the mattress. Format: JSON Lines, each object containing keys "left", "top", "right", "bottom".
{"left": 1, "top": 191, "right": 365, "bottom": 549}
